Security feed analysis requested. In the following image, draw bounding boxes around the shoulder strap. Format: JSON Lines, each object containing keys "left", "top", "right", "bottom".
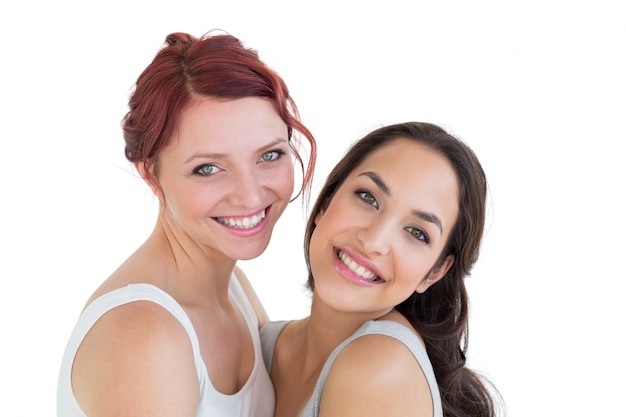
{"left": 77, "top": 284, "right": 205, "bottom": 381}
{"left": 306, "top": 320, "right": 443, "bottom": 417}
{"left": 259, "top": 321, "right": 289, "bottom": 372}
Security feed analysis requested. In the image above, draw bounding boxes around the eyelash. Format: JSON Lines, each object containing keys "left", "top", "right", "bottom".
{"left": 355, "top": 189, "right": 430, "bottom": 244}
{"left": 192, "top": 164, "right": 220, "bottom": 176}
{"left": 405, "top": 227, "right": 430, "bottom": 244}
{"left": 259, "top": 149, "right": 286, "bottom": 162}
{"left": 356, "top": 189, "right": 378, "bottom": 208}
{"left": 192, "top": 149, "right": 286, "bottom": 176}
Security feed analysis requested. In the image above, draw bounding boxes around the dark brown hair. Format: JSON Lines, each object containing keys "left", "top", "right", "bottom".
{"left": 304, "top": 122, "right": 501, "bottom": 417}
{"left": 122, "top": 31, "right": 316, "bottom": 199}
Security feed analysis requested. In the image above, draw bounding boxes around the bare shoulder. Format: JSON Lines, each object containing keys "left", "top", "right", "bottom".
{"left": 233, "top": 265, "right": 270, "bottom": 327}
{"left": 319, "top": 328, "right": 434, "bottom": 417}
{"left": 72, "top": 301, "right": 199, "bottom": 417}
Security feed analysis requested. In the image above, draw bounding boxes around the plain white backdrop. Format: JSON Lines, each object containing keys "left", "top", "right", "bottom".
{"left": 1, "top": 1, "right": 625, "bottom": 416}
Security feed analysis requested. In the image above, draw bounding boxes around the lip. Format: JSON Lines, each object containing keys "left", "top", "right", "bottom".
{"left": 213, "top": 206, "right": 272, "bottom": 237}
{"left": 332, "top": 246, "right": 385, "bottom": 287}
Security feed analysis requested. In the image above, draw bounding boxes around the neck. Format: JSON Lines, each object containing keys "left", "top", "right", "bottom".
{"left": 296, "top": 295, "right": 385, "bottom": 372}
{"left": 139, "top": 213, "right": 237, "bottom": 306}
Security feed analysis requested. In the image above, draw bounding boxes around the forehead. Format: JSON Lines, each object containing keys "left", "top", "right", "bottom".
{"left": 168, "top": 97, "right": 288, "bottom": 155}
{"left": 355, "top": 138, "right": 454, "bottom": 179}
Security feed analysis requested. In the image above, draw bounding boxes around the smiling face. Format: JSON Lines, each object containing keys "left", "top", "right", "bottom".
{"left": 144, "top": 96, "right": 294, "bottom": 261}
{"left": 308, "top": 138, "right": 460, "bottom": 317}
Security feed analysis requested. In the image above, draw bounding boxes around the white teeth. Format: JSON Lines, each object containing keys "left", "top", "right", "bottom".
{"left": 338, "top": 250, "right": 378, "bottom": 281}
{"left": 218, "top": 210, "right": 266, "bottom": 229}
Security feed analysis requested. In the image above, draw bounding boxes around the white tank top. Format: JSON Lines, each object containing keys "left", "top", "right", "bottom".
{"left": 57, "top": 274, "right": 274, "bottom": 417}
{"left": 261, "top": 320, "right": 442, "bottom": 417}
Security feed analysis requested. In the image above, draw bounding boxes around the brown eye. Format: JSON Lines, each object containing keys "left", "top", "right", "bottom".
{"left": 406, "top": 227, "right": 430, "bottom": 244}
{"left": 356, "top": 190, "right": 379, "bottom": 208}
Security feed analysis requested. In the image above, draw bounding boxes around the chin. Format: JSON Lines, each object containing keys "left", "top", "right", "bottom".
{"left": 232, "top": 241, "right": 271, "bottom": 261}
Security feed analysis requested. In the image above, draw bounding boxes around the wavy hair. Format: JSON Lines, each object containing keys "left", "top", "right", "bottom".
{"left": 304, "top": 122, "right": 501, "bottom": 417}
{"left": 122, "top": 31, "right": 316, "bottom": 199}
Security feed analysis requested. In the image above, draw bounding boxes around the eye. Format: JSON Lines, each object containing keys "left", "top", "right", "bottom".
{"left": 405, "top": 227, "right": 430, "bottom": 244}
{"left": 192, "top": 164, "right": 220, "bottom": 176}
{"left": 356, "top": 190, "right": 379, "bottom": 208}
{"left": 259, "top": 149, "right": 285, "bottom": 162}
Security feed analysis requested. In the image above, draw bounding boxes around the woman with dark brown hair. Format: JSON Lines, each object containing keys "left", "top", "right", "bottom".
{"left": 262, "top": 122, "right": 500, "bottom": 417}
{"left": 57, "top": 31, "right": 316, "bottom": 417}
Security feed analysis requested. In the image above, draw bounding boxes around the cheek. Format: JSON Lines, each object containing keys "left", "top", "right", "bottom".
{"left": 307, "top": 227, "right": 330, "bottom": 284}
{"left": 272, "top": 164, "right": 295, "bottom": 198}
{"left": 163, "top": 183, "right": 217, "bottom": 218}
{"left": 186, "top": 193, "right": 214, "bottom": 215}
{"left": 307, "top": 205, "right": 343, "bottom": 273}
{"left": 394, "top": 252, "right": 436, "bottom": 291}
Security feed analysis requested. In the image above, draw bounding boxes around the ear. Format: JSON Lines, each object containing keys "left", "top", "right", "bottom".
{"left": 134, "top": 161, "right": 164, "bottom": 199}
{"left": 415, "top": 254, "right": 455, "bottom": 294}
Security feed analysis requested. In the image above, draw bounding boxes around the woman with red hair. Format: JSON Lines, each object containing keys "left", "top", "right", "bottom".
{"left": 57, "top": 31, "right": 316, "bottom": 417}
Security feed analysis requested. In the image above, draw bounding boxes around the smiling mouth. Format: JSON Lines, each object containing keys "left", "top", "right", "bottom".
{"left": 215, "top": 209, "right": 267, "bottom": 229}
{"left": 337, "top": 249, "right": 382, "bottom": 282}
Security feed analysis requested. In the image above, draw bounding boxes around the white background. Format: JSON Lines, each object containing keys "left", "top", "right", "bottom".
{"left": 1, "top": 1, "right": 625, "bottom": 416}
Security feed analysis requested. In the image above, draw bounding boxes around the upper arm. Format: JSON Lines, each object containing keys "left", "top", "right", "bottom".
{"left": 72, "top": 301, "right": 199, "bottom": 417}
{"left": 234, "top": 265, "right": 270, "bottom": 327}
{"left": 318, "top": 335, "right": 434, "bottom": 417}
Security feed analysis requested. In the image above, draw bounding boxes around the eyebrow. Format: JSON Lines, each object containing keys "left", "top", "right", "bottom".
{"left": 358, "top": 171, "right": 390, "bottom": 195}
{"left": 184, "top": 138, "right": 288, "bottom": 164}
{"left": 412, "top": 210, "right": 443, "bottom": 235}
{"left": 357, "top": 171, "right": 443, "bottom": 235}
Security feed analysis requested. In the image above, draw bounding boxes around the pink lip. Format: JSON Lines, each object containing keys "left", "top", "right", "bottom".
{"left": 339, "top": 247, "right": 384, "bottom": 278}
{"left": 332, "top": 247, "right": 384, "bottom": 287}
{"left": 214, "top": 206, "right": 271, "bottom": 238}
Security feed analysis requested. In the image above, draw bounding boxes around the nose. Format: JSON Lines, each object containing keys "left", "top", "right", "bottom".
{"left": 228, "top": 167, "right": 265, "bottom": 208}
{"left": 355, "top": 217, "right": 393, "bottom": 256}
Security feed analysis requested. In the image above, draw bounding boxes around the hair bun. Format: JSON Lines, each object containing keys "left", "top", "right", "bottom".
{"left": 165, "top": 32, "right": 195, "bottom": 48}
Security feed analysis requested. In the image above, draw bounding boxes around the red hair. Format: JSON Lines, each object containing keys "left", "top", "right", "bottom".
{"left": 122, "top": 31, "right": 316, "bottom": 198}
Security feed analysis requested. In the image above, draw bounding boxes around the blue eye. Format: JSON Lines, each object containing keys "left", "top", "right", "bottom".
{"left": 193, "top": 164, "right": 219, "bottom": 176}
{"left": 406, "top": 227, "right": 430, "bottom": 244}
{"left": 259, "top": 150, "right": 285, "bottom": 162}
{"left": 356, "top": 190, "right": 379, "bottom": 208}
